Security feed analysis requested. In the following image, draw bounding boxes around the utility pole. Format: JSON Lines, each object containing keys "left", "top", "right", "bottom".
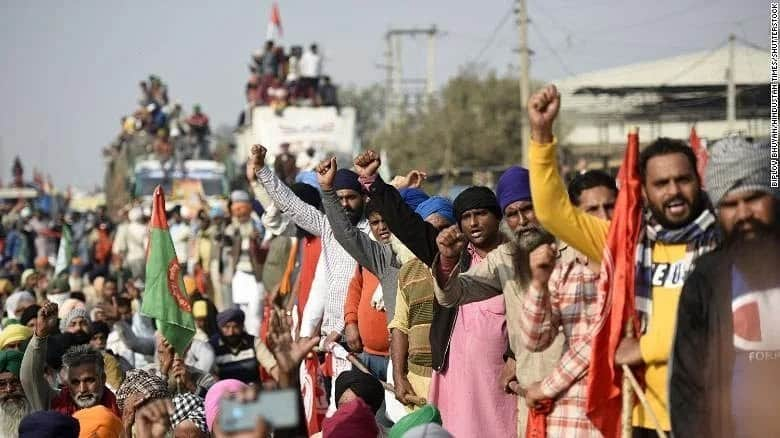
{"left": 516, "top": 0, "right": 531, "bottom": 167}
{"left": 726, "top": 33, "right": 736, "bottom": 131}
{"left": 383, "top": 26, "right": 439, "bottom": 127}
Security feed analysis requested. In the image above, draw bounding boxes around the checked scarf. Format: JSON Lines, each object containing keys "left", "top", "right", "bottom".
{"left": 635, "top": 207, "right": 721, "bottom": 332}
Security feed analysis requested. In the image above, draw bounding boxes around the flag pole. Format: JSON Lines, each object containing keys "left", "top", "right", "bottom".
{"left": 621, "top": 318, "right": 635, "bottom": 438}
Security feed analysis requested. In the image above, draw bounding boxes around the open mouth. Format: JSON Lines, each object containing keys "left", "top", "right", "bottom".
{"left": 378, "top": 231, "right": 391, "bottom": 240}
{"left": 469, "top": 230, "right": 483, "bottom": 239}
{"left": 665, "top": 199, "right": 687, "bottom": 215}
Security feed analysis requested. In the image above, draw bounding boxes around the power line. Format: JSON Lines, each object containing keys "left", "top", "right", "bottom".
{"left": 658, "top": 39, "right": 725, "bottom": 86}
{"left": 530, "top": 21, "right": 574, "bottom": 77}
{"left": 469, "top": 4, "right": 515, "bottom": 64}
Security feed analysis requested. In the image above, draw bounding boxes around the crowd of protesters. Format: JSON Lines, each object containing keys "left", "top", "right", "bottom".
{"left": 105, "top": 75, "right": 213, "bottom": 173}
{"left": 0, "top": 83, "right": 776, "bottom": 437}
{"left": 241, "top": 40, "right": 339, "bottom": 121}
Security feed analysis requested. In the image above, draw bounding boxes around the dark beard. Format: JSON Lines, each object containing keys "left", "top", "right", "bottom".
{"left": 62, "top": 331, "right": 92, "bottom": 349}
{"left": 647, "top": 192, "right": 705, "bottom": 230}
{"left": 222, "top": 334, "right": 242, "bottom": 348}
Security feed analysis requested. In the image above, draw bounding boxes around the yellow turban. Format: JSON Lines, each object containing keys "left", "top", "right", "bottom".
{"left": 73, "top": 405, "right": 123, "bottom": 438}
{"left": 183, "top": 276, "right": 198, "bottom": 296}
{"left": 192, "top": 300, "right": 208, "bottom": 319}
{"left": 0, "top": 324, "right": 32, "bottom": 350}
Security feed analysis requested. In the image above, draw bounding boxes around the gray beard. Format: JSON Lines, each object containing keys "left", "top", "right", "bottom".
{"left": 73, "top": 387, "right": 103, "bottom": 409}
{"left": 0, "top": 396, "right": 30, "bottom": 436}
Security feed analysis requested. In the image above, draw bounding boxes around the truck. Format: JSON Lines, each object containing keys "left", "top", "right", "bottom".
{"left": 131, "top": 159, "right": 229, "bottom": 211}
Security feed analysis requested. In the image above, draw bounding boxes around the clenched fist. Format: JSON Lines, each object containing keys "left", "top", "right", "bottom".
{"left": 529, "top": 243, "right": 557, "bottom": 291}
{"left": 35, "top": 302, "right": 59, "bottom": 338}
{"left": 249, "top": 144, "right": 268, "bottom": 173}
{"left": 315, "top": 157, "right": 338, "bottom": 191}
{"left": 353, "top": 150, "right": 381, "bottom": 179}
{"left": 528, "top": 84, "right": 560, "bottom": 144}
{"left": 436, "top": 225, "right": 466, "bottom": 260}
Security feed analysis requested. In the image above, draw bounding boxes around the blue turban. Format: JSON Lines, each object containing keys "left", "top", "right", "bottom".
{"left": 400, "top": 188, "right": 430, "bottom": 211}
{"left": 295, "top": 170, "right": 321, "bottom": 190}
{"left": 216, "top": 307, "right": 245, "bottom": 328}
{"left": 333, "top": 169, "right": 363, "bottom": 193}
{"left": 19, "top": 411, "right": 80, "bottom": 438}
{"left": 415, "top": 196, "right": 455, "bottom": 224}
{"left": 496, "top": 166, "right": 531, "bottom": 213}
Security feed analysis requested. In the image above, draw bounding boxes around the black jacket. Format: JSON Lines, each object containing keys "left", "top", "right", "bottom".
{"left": 670, "top": 237, "right": 780, "bottom": 438}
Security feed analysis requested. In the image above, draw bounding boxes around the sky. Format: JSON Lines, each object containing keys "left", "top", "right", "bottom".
{"left": 0, "top": 0, "right": 767, "bottom": 190}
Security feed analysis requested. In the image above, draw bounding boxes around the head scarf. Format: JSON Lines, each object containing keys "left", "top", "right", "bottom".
{"left": 230, "top": 190, "right": 250, "bottom": 203}
{"left": 5, "top": 291, "right": 34, "bottom": 319}
{"left": 389, "top": 404, "right": 444, "bottom": 438}
{"left": 192, "top": 300, "right": 208, "bottom": 319}
{"left": 403, "top": 423, "right": 453, "bottom": 438}
{"left": 115, "top": 369, "right": 171, "bottom": 413}
{"left": 334, "top": 369, "right": 384, "bottom": 414}
{"left": 59, "top": 298, "right": 86, "bottom": 319}
{"left": 216, "top": 307, "right": 245, "bottom": 328}
{"left": 0, "top": 349, "right": 23, "bottom": 377}
{"left": 321, "top": 398, "right": 379, "bottom": 438}
{"left": 20, "top": 304, "right": 40, "bottom": 327}
{"left": 59, "top": 307, "right": 91, "bottom": 333}
{"left": 705, "top": 138, "right": 779, "bottom": 206}
{"left": 400, "top": 188, "right": 430, "bottom": 211}
{"left": 0, "top": 324, "right": 32, "bottom": 349}
{"left": 452, "top": 186, "right": 502, "bottom": 223}
{"left": 20, "top": 269, "right": 36, "bottom": 287}
{"left": 496, "top": 166, "right": 531, "bottom": 213}
{"left": 90, "top": 321, "right": 111, "bottom": 338}
{"left": 415, "top": 196, "right": 455, "bottom": 224}
{"left": 172, "top": 393, "right": 208, "bottom": 433}
{"left": 72, "top": 405, "right": 123, "bottom": 438}
{"left": 0, "top": 279, "right": 12, "bottom": 295}
{"left": 19, "top": 411, "right": 80, "bottom": 438}
{"left": 333, "top": 169, "right": 363, "bottom": 193}
{"left": 292, "top": 182, "right": 322, "bottom": 209}
{"left": 295, "top": 170, "right": 321, "bottom": 190}
{"left": 204, "top": 379, "right": 248, "bottom": 431}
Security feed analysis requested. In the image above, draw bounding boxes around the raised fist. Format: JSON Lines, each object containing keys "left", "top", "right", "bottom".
{"left": 315, "top": 157, "right": 338, "bottom": 191}
{"left": 529, "top": 243, "right": 557, "bottom": 290}
{"left": 436, "top": 225, "right": 466, "bottom": 260}
{"left": 35, "top": 302, "right": 59, "bottom": 338}
{"left": 249, "top": 144, "right": 267, "bottom": 171}
{"left": 353, "top": 150, "right": 381, "bottom": 179}
{"left": 528, "top": 84, "right": 560, "bottom": 144}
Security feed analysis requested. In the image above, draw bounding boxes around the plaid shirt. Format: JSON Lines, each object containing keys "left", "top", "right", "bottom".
{"left": 520, "top": 246, "right": 602, "bottom": 437}
{"left": 257, "top": 166, "right": 369, "bottom": 335}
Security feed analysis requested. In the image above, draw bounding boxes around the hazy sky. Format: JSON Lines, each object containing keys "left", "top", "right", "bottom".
{"left": 0, "top": 0, "right": 766, "bottom": 190}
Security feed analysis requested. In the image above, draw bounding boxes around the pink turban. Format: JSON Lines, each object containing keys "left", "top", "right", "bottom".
{"left": 204, "top": 379, "right": 248, "bottom": 431}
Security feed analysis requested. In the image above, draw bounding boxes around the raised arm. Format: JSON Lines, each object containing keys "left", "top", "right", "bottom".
{"left": 21, "top": 303, "right": 59, "bottom": 411}
{"left": 353, "top": 151, "right": 439, "bottom": 266}
{"left": 247, "top": 159, "right": 295, "bottom": 238}
{"left": 430, "top": 226, "right": 504, "bottom": 307}
{"left": 528, "top": 85, "right": 609, "bottom": 263}
{"left": 316, "top": 156, "right": 396, "bottom": 277}
{"left": 250, "top": 145, "right": 328, "bottom": 237}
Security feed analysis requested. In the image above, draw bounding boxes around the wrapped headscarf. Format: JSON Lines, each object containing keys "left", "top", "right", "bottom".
{"left": 19, "top": 411, "right": 80, "bottom": 438}
{"left": 73, "top": 405, "right": 123, "bottom": 438}
{"left": 400, "top": 188, "right": 430, "bottom": 211}
{"left": 496, "top": 166, "right": 531, "bottom": 213}
{"left": 334, "top": 369, "right": 384, "bottom": 414}
{"left": 321, "top": 398, "right": 379, "bottom": 437}
{"left": 415, "top": 196, "right": 455, "bottom": 224}
{"left": 116, "top": 369, "right": 171, "bottom": 413}
{"left": 5, "top": 291, "right": 34, "bottom": 319}
{"left": 705, "top": 138, "right": 779, "bottom": 206}
{"left": 216, "top": 307, "right": 245, "bottom": 328}
{"left": 0, "top": 324, "right": 32, "bottom": 349}
{"left": 333, "top": 169, "right": 363, "bottom": 193}
{"left": 0, "top": 350, "right": 23, "bottom": 377}
{"left": 389, "top": 404, "right": 444, "bottom": 438}
{"left": 204, "top": 379, "right": 248, "bottom": 431}
{"left": 172, "top": 393, "right": 208, "bottom": 433}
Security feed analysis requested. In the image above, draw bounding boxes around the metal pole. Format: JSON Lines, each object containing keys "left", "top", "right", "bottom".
{"left": 726, "top": 33, "right": 736, "bottom": 130}
{"left": 426, "top": 27, "right": 437, "bottom": 101}
{"left": 518, "top": 0, "right": 531, "bottom": 167}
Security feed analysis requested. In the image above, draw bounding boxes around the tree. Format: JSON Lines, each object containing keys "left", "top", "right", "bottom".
{"left": 340, "top": 84, "right": 385, "bottom": 150}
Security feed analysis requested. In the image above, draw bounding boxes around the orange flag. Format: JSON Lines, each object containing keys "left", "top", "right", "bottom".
{"left": 689, "top": 126, "right": 708, "bottom": 188}
{"left": 585, "top": 129, "right": 642, "bottom": 438}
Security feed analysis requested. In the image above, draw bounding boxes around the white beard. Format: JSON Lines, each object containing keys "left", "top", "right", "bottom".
{"left": 73, "top": 393, "right": 99, "bottom": 408}
{"left": 0, "top": 396, "right": 31, "bottom": 437}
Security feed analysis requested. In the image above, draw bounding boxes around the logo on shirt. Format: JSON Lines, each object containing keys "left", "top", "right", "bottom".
{"left": 733, "top": 287, "right": 780, "bottom": 352}
{"left": 650, "top": 261, "right": 689, "bottom": 289}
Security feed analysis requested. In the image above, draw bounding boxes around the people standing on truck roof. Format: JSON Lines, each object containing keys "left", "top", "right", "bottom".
{"left": 187, "top": 105, "right": 211, "bottom": 160}
{"left": 300, "top": 43, "right": 322, "bottom": 101}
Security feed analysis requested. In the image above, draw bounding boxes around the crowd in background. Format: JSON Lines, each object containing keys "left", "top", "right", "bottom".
{"left": 0, "top": 83, "right": 776, "bottom": 438}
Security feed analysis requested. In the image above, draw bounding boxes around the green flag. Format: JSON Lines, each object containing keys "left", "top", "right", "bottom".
{"left": 54, "top": 224, "right": 72, "bottom": 276}
{"left": 141, "top": 186, "right": 195, "bottom": 355}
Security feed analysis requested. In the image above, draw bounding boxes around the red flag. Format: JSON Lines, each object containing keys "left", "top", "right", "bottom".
{"left": 585, "top": 129, "right": 642, "bottom": 438}
{"left": 267, "top": 2, "right": 283, "bottom": 40}
{"left": 689, "top": 126, "right": 708, "bottom": 188}
{"left": 300, "top": 356, "right": 328, "bottom": 435}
